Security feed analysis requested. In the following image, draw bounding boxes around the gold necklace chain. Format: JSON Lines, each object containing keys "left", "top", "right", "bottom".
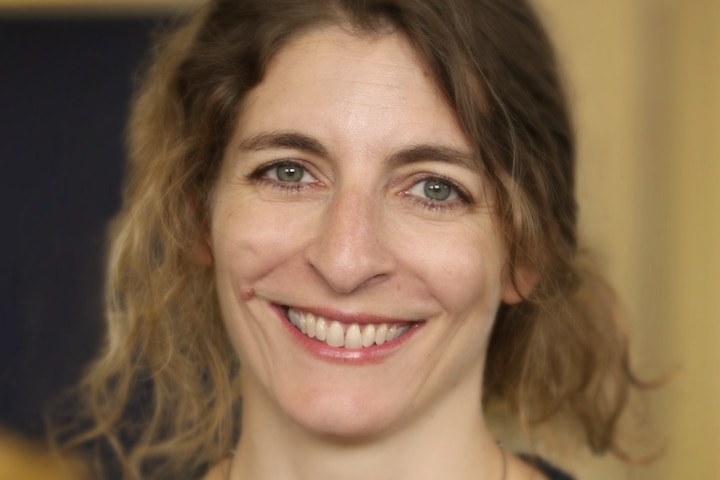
{"left": 499, "top": 443, "right": 507, "bottom": 480}
{"left": 223, "top": 442, "right": 508, "bottom": 480}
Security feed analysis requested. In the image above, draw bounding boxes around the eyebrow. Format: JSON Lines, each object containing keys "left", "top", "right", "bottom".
{"left": 387, "top": 144, "right": 481, "bottom": 173}
{"left": 238, "top": 131, "right": 328, "bottom": 157}
{"left": 237, "top": 130, "right": 480, "bottom": 172}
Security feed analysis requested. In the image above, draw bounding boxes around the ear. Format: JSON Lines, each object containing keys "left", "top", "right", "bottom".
{"left": 501, "top": 264, "right": 538, "bottom": 304}
{"left": 192, "top": 232, "right": 214, "bottom": 267}
{"left": 190, "top": 197, "right": 214, "bottom": 267}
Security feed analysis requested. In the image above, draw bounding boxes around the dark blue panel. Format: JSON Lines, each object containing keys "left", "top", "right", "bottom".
{"left": 0, "top": 16, "right": 164, "bottom": 436}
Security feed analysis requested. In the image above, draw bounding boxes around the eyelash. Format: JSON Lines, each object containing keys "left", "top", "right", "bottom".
{"left": 247, "top": 160, "right": 319, "bottom": 193}
{"left": 404, "top": 174, "right": 474, "bottom": 213}
{"left": 247, "top": 160, "right": 474, "bottom": 212}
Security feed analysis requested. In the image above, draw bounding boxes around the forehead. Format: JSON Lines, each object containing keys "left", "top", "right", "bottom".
{"left": 233, "top": 26, "right": 471, "bottom": 155}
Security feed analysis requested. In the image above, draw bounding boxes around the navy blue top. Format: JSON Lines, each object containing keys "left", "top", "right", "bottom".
{"left": 523, "top": 456, "right": 575, "bottom": 480}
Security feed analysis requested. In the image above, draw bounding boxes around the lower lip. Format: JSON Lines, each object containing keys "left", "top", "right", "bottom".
{"left": 272, "top": 304, "right": 422, "bottom": 364}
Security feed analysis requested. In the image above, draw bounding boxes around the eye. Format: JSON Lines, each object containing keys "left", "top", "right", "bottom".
{"left": 408, "top": 177, "right": 459, "bottom": 202}
{"left": 246, "top": 159, "right": 323, "bottom": 194}
{"left": 266, "top": 161, "right": 313, "bottom": 183}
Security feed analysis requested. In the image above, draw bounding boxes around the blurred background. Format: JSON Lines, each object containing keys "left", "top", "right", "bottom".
{"left": 0, "top": 0, "right": 717, "bottom": 478}
{"left": 537, "top": 1, "right": 720, "bottom": 478}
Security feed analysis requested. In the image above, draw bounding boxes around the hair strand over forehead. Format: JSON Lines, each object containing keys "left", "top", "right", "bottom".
{"left": 48, "top": 1, "right": 646, "bottom": 477}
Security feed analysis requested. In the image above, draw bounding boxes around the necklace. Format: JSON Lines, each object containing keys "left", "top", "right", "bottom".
{"left": 223, "top": 443, "right": 508, "bottom": 480}
{"left": 498, "top": 443, "right": 507, "bottom": 480}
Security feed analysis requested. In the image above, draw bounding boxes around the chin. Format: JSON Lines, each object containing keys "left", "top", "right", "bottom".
{"left": 276, "top": 383, "right": 411, "bottom": 441}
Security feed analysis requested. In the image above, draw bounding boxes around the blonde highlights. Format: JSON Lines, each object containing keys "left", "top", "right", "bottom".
{"left": 52, "top": 0, "right": 643, "bottom": 477}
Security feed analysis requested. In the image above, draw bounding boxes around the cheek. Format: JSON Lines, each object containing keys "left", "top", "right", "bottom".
{"left": 211, "top": 199, "right": 316, "bottom": 284}
{"left": 210, "top": 199, "right": 313, "bottom": 357}
{"left": 394, "top": 220, "right": 506, "bottom": 315}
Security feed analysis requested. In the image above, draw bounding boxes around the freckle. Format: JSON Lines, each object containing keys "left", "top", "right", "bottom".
{"left": 241, "top": 288, "right": 256, "bottom": 301}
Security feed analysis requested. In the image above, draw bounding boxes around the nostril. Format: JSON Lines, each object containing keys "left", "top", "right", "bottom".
{"left": 303, "top": 193, "right": 396, "bottom": 294}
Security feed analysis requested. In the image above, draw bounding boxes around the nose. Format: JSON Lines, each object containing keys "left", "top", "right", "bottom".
{"left": 305, "top": 188, "right": 395, "bottom": 294}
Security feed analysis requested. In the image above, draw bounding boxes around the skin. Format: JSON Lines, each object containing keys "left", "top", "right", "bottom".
{"left": 206, "top": 26, "right": 546, "bottom": 480}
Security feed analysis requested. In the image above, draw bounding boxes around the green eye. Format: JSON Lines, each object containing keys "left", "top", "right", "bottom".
{"left": 275, "top": 163, "right": 305, "bottom": 182}
{"left": 423, "top": 179, "right": 452, "bottom": 201}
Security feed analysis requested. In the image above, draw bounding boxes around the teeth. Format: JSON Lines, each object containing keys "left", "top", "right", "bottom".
{"left": 316, "top": 317, "right": 328, "bottom": 341}
{"left": 386, "top": 324, "right": 398, "bottom": 341}
{"left": 344, "top": 323, "right": 363, "bottom": 349}
{"left": 374, "top": 323, "right": 388, "bottom": 346}
{"left": 288, "top": 309, "right": 301, "bottom": 327}
{"left": 305, "top": 313, "right": 317, "bottom": 338}
{"left": 361, "top": 324, "right": 376, "bottom": 347}
{"left": 287, "top": 309, "right": 411, "bottom": 349}
{"left": 327, "top": 321, "right": 345, "bottom": 348}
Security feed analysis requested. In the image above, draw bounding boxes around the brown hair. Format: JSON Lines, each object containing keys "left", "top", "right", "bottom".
{"left": 53, "top": 0, "right": 639, "bottom": 478}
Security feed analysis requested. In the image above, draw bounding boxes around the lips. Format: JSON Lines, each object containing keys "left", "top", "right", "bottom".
{"left": 286, "top": 307, "right": 413, "bottom": 349}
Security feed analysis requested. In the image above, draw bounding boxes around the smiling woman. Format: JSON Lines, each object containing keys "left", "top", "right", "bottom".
{"left": 210, "top": 29, "right": 515, "bottom": 447}
{"left": 51, "top": 1, "right": 642, "bottom": 479}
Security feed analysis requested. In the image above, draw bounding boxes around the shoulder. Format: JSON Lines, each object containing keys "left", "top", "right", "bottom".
{"left": 519, "top": 455, "right": 575, "bottom": 480}
{"left": 201, "top": 459, "right": 231, "bottom": 480}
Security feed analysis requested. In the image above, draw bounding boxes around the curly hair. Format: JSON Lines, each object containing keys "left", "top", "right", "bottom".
{"left": 52, "top": 0, "right": 640, "bottom": 478}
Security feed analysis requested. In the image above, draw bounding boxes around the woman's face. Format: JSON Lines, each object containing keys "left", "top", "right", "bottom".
{"left": 209, "top": 27, "right": 521, "bottom": 438}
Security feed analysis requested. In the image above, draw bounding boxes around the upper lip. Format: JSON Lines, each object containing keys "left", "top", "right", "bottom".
{"left": 281, "top": 305, "right": 423, "bottom": 325}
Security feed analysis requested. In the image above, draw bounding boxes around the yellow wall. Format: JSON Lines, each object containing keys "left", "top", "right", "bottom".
{"left": 537, "top": 0, "right": 720, "bottom": 478}
{"left": 0, "top": 0, "right": 192, "bottom": 6}
{"left": 1, "top": 0, "right": 717, "bottom": 478}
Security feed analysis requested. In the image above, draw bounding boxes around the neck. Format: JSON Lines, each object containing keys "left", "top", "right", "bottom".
{"left": 228, "top": 368, "right": 503, "bottom": 480}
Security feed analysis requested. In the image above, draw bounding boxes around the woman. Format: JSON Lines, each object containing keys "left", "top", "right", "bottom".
{"left": 55, "top": 0, "right": 638, "bottom": 479}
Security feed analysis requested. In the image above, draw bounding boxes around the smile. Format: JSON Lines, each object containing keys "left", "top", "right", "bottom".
{"left": 286, "top": 308, "right": 412, "bottom": 349}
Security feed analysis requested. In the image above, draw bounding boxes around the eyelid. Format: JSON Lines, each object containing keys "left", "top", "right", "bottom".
{"left": 405, "top": 173, "right": 473, "bottom": 203}
{"left": 397, "top": 173, "right": 476, "bottom": 216}
{"left": 243, "top": 158, "right": 328, "bottom": 198}
{"left": 249, "top": 159, "right": 318, "bottom": 182}
{"left": 407, "top": 179, "right": 459, "bottom": 201}
{"left": 268, "top": 161, "right": 314, "bottom": 183}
